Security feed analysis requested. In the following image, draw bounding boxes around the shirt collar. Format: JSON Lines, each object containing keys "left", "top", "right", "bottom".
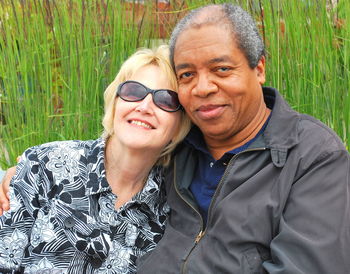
{"left": 85, "top": 138, "right": 112, "bottom": 196}
{"left": 185, "top": 126, "right": 210, "bottom": 155}
{"left": 120, "top": 166, "right": 165, "bottom": 214}
{"left": 84, "top": 138, "right": 165, "bottom": 214}
{"left": 185, "top": 114, "right": 271, "bottom": 158}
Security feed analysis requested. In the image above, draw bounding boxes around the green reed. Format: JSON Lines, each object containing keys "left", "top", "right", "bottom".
{"left": 0, "top": 0, "right": 349, "bottom": 168}
{"left": 0, "top": 0, "right": 158, "bottom": 167}
{"left": 262, "top": 0, "right": 349, "bottom": 150}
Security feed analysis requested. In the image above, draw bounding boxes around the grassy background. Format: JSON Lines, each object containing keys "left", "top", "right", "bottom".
{"left": 0, "top": 0, "right": 349, "bottom": 168}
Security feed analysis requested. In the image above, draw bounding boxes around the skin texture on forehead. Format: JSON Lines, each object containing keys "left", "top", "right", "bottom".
{"left": 174, "top": 7, "right": 233, "bottom": 51}
{"left": 186, "top": 6, "right": 223, "bottom": 28}
{"left": 130, "top": 64, "right": 173, "bottom": 91}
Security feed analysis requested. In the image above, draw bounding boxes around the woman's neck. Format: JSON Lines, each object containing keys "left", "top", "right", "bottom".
{"left": 104, "top": 136, "right": 160, "bottom": 209}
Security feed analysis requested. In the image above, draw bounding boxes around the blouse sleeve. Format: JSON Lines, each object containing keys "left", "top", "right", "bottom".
{"left": 0, "top": 146, "right": 41, "bottom": 271}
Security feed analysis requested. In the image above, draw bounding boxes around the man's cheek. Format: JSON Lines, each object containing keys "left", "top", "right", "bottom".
{"left": 178, "top": 92, "right": 189, "bottom": 106}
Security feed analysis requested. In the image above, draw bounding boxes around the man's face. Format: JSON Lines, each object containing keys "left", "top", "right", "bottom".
{"left": 174, "top": 24, "right": 266, "bottom": 146}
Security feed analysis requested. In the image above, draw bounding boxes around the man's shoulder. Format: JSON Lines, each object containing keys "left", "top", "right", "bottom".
{"left": 297, "top": 114, "right": 346, "bottom": 153}
{"left": 265, "top": 87, "right": 346, "bottom": 154}
{"left": 280, "top": 113, "right": 349, "bottom": 172}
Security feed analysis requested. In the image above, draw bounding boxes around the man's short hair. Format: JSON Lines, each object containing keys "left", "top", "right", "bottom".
{"left": 169, "top": 3, "right": 265, "bottom": 69}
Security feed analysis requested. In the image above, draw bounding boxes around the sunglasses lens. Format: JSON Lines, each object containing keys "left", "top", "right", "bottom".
{"left": 118, "top": 81, "right": 181, "bottom": 112}
{"left": 154, "top": 90, "right": 180, "bottom": 112}
{"left": 119, "top": 82, "right": 147, "bottom": 101}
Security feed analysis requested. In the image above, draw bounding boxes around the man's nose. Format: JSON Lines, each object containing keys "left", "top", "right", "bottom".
{"left": 192, "top": 73, "right": 218, "bottom": 97}
{"left": 135, "top": 94, "right": 154, "bottom": 114}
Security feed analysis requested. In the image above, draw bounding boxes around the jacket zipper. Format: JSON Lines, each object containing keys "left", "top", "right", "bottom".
{"left": 173, "top": 160, "right": 204, "bottom": 273}
{"left": 178, "top": 147, "right": 266, "bottom": 274}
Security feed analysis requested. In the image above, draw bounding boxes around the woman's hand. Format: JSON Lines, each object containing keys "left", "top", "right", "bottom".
{"left": 0, "top": 166, "right": 16, "bottom": 215}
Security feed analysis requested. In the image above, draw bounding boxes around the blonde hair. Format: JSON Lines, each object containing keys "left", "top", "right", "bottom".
{"left": 102, "top": 45, "right": 191, "bottom": 166}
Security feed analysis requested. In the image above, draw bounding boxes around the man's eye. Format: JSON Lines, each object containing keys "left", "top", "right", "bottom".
{"left": 179, "top": 72, "right": 193, "bottom": 79}
{"left": 217, "top": 67, "right": 230, "bottom": 72}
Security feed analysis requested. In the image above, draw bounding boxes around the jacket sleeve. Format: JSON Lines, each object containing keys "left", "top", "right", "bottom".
{"left": 263, "top": 149, "right": 350, "bottom": 274}
{"left": 0, "top": 148, "right": 40, "bottom": 271}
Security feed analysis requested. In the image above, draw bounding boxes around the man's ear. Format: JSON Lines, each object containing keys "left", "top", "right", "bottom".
{"left": 256, "top": 56, "right": 266, "bottom": 85}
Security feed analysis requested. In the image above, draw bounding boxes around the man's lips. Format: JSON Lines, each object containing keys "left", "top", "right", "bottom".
{"left": 196, "top": 104, "right": 226, "bottom": 120}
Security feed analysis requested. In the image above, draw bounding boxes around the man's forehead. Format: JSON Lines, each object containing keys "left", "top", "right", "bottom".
{"left": 174, "top": 21, "right": 233, "bottom": 52}
{"left": 174, "top": 55, "right": 234, "bottom": 71}
{"left": 173, "top": 26, "right": 239, "bottom": 70}
{"left": 173, "top": 6, "right": 230, "bottom": 45}
{"left": 190, "top": 5, "right": 223, "bottom": 26}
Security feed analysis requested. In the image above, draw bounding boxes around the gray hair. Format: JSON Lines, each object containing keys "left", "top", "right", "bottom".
{"left": 169, "top": 3, "right": 265, "bottom": 69}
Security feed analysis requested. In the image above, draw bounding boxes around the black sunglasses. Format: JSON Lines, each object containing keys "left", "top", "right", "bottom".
{"left": 117, "top": 80, "right": 182, "bottom": 112}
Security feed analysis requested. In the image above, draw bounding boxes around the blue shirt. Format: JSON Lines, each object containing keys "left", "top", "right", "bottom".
{"left": 186, "top": 118, "right": 270, "bottom": 224}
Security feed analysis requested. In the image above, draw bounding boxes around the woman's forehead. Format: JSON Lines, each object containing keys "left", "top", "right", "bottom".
{"left": 129, "top": 65, "right": 173, "bottom": 90}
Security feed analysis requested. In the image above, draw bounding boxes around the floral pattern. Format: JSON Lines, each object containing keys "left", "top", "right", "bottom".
{"left": 97, "top": 241, "right": 130, "bottom": 274}
{"left": 24, "top": 258, "right": 58, "bottom": 274}
{"left": 46, "top": 147, "right": 81, "bottom": 183}
{"left": 30, "top": 211, "right": 56, "bottom": 247}
{"left": 0, "top": 139, "right": 168, "bottom": 273}
{"left": 99, "top": 193, "right": 121, "bottom": 226}
{"left": 0, "top": 229, "right": 28, "bottom": 269}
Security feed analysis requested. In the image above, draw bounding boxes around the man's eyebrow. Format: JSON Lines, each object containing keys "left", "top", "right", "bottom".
{"left": 207, "top": 56, "right": 232, "bottom": 64}
{"left": 175, "top": 56, "right": 233, "bottom": 71}
{"left": 175, "top": 63, "right": 192, "bottom": 72}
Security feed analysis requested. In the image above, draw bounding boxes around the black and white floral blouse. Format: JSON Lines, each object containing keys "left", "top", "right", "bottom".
{"left": 0, "top": 138, "right": 169, "bottom": 273}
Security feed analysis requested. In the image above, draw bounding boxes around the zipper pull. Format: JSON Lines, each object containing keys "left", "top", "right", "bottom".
{"left": 195, "top": 230, "right": 204, "bottom": 243}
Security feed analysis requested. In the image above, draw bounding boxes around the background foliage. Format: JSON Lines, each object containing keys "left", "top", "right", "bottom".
{"left": 0, "top": 0, "right": 349, "bottom": 168}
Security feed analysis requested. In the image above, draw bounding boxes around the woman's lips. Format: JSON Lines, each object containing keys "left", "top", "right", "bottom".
{"left": 128, "top": 119, "right": 155, "bottom": 129}
{"left": 196, "top": 104, "right": 226, "bottom": 120}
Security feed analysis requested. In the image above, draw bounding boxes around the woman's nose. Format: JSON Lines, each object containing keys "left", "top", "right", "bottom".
{"left": 135, "top": 94, "right": 154, "bottom": 114}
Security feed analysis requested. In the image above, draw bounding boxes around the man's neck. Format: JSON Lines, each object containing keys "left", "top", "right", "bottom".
{"left": 205, "top": 107, "right": 271, "bottom": 160}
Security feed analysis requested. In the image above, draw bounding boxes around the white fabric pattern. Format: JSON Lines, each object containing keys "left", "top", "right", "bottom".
{"left": 0, "top": 139, "right": 169, "bottom": 273}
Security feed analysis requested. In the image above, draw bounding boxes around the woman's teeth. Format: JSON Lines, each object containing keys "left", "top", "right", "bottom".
{"left": 131, "top": 120, "right": 152, "bottom": 129}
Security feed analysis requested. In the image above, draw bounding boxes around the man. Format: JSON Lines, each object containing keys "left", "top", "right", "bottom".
{"left": 136, "top": 3, "right": 350, "bottom": 274}
{"left": 1, "top": 3, "right": 350, "bottom": 273}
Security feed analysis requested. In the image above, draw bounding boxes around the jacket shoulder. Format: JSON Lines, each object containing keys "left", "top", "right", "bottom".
{"left": 298, "top": 114, "right": 346, "bottom": 153}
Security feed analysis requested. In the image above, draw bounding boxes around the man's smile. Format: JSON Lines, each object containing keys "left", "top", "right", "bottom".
{"left": 196, "top": 104, "right": 226, "bottom": 120}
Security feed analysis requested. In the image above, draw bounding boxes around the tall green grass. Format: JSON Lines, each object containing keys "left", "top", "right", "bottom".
{"left": 0, "top": 0, "right": 160, "bottom": 167}
{"left": 0, "top": 0, "right": 349, "bottom": 168}
{"left": 262, "top": 0, "right": 350, "bottom": 150}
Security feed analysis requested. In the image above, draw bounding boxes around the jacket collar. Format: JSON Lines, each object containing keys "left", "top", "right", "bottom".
{"left": 180, "top": 87, "right": 300, "bottom": 168}
{"left": 262, "top": 87, "right": 300, "bottom": 167}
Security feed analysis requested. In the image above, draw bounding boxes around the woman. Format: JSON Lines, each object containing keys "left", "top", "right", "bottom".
{"left": 0, "top": 45, "right": 191, "bottom": 273}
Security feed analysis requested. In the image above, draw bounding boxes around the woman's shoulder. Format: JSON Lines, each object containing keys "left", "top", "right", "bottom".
{"left": 27, "top": 138, "right": 102, "bottom": 152}
{"left": 22, "top": 139, "right": 104, "bottom": 161}
{"left": 18, "top": 139, "right": 105, "bottom": 185}
{"left": 12, "top": 139, "right": 105, "bottom": 195}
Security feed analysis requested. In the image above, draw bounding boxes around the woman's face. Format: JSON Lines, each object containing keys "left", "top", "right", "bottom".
{"left": 111, "top": 65, "right": 181, "bottom": 154}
